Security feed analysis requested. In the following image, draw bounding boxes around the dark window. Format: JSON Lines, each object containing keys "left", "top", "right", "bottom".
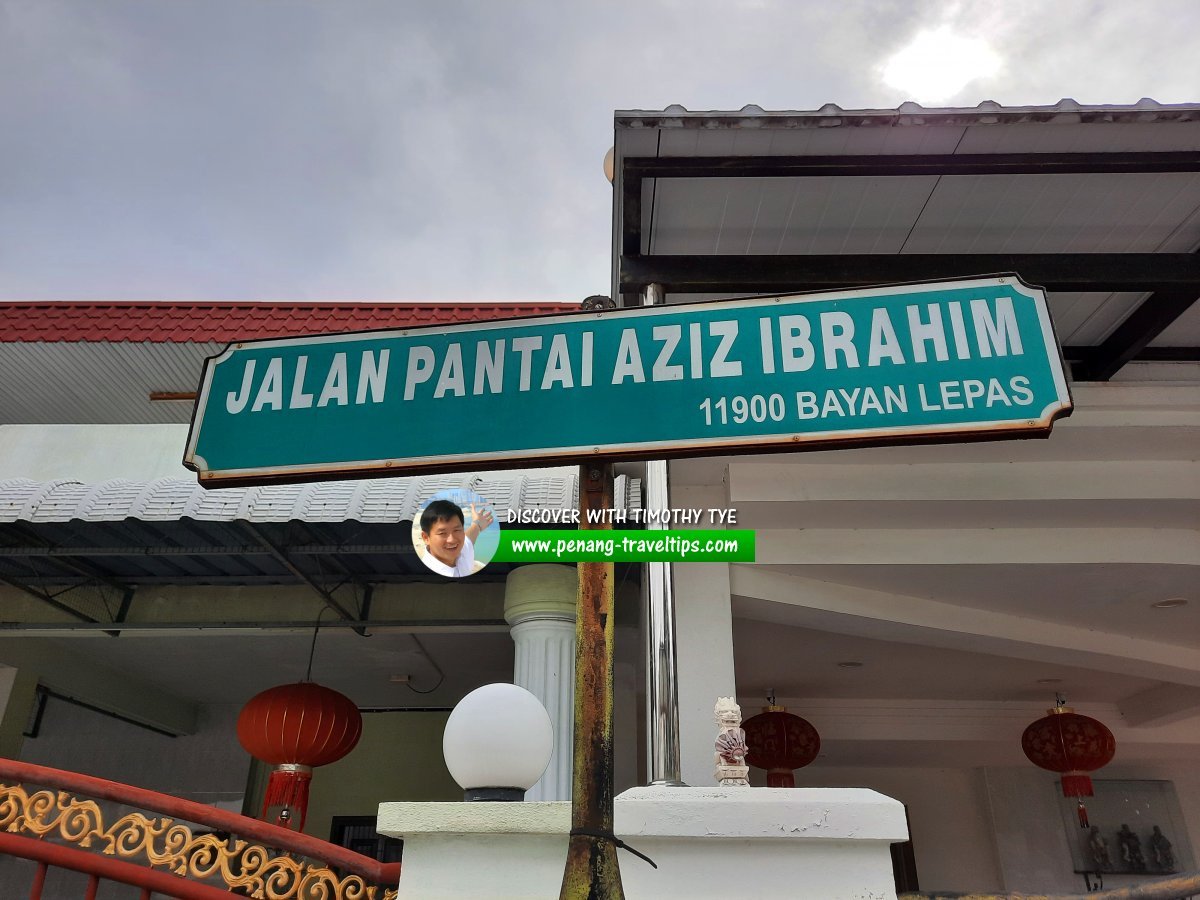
{"left": 329, "top": 815, "right": 403, "bottom": 864}
{"left": 890, "top": 805, "right": 919, "bottom": 893}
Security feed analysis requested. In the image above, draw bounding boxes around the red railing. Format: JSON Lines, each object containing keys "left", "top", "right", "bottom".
{"left": 0, "top": 757, "right": 400, "bottom": 899}
{"left": 0, "top": 832, "right": 235, "bottom": 899}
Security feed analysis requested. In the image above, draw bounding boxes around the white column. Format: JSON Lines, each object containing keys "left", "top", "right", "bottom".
{"left": 672, "top": 483, "right": 738, "bottom": 787}
{"left": 503, "top": 564, "right": 577, "bottom": 801}
{"left": 673, "top": 560, "right": 737, "bottom": 786}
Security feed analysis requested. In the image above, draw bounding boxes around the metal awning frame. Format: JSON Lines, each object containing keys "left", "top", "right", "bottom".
{"left": 0, "top": 517, "right": 415, "bottom": 632}
{"left": 615, "top": 150, "right": 1200, "bottom": 381}
{"left": 0, "top": 518, "right": 641, "bottom": 632}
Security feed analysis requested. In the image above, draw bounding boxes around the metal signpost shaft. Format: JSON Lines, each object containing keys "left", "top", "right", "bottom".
{"left": 560, "top": 463, "right": 624, "bottom": 900}
{"left": 641, "top": 283, "right": 684, "bottom": 786}
{"left": 643, "top": 458, "right": 684, "bottom": 786}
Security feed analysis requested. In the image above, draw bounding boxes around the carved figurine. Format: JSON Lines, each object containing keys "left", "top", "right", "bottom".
{"left": 1117, "top": 824, "right": 1146, "bottom": 871}
{"left": 714, "top": 697, "right": 750, "bottom": 786}
{"left": 1087, "top": 826, "right": 1111, "bottom": 869}
{"left": 1149, "top": 826, "right": 1175, "bottom": 870}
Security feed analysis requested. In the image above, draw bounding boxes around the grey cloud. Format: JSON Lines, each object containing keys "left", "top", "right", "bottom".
{"left": 1, "top": 0, "right": 1196, "bottom": 302}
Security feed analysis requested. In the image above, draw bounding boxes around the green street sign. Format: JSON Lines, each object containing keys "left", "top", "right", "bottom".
{"left": 184, "top": 276, "right": 1072, "bottom": 486}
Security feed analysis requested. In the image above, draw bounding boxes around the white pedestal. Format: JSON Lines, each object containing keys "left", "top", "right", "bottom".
{"left": 378, "top": 786, "right": 909, "bottom": 899}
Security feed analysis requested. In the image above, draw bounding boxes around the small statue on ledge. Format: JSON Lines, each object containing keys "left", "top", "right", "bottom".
{"left": 1149, "top": 826, "right": 1175, "bottom": 870}
{"left": 714, "top": 697, "right": 750, "bottom": 787}
{"left": 1118, "top": 824, "right": 1146, "bottom": 871}
{"left": 1087, "top": 825, "right": 1111, "bottom": 870}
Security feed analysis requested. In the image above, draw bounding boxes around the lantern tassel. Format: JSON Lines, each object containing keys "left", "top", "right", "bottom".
{"left": 262, "top": 763, "right": 313, "bottom": 831}
{"left": 767, "top": 769, "right": 796, "bottom": 788}
{"left": 1061, "top": 773, "right": 1094, "bottom": 798}
{"left": 1061, "top": 773, "right": 1094, "bottom": 830}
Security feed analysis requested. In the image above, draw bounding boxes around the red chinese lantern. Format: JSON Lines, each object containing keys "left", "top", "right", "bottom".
{"left": 1021, "top": 697, "right": 1115, "bottom": 828}
{"left": 237, "top": 682, "right": 362, "bottom": 831}
{"left": 742, "top": 697, "right": 820, "bottom": 788}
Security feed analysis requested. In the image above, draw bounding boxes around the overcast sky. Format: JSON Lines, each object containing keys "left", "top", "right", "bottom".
{"left": 2, "top": 0, "right": 1198, "bottom": 303}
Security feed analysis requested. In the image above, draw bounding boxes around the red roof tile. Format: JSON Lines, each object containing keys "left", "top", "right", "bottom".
{"left": 0, "top": 301, "right": 581, "bottom": 343}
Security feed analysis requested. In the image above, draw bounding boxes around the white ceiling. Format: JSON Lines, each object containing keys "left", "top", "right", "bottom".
{"left": 753, "top": 564, "right": 1199, "bottom": 650}
{"left": 619, "top": 103, "right": 1200, "bottom": 365}
{"left": 731, "top": 619, "right": 1157, "bottom": 704}
{"left": 0, "top": 341, "right": 218, "bottom": 424}
{"left": 644, "top": 171, "right": 1200, "bottom": 346}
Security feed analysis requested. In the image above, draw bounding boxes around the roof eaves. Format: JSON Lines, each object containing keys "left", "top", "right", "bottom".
{"left": 0, "top": 301, "right": 582, "bottom": 344}
{"left": 0, "top": 473, "right": 644, "bottom": 524}
{"left": 615, "top": 98, "right": 1200, "bottom": 129}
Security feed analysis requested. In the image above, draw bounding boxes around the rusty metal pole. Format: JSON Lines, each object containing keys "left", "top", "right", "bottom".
{"left": 559, "top": 462, "right": 625, "bottom": 900}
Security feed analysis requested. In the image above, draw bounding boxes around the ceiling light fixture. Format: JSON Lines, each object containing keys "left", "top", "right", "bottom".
{"left": 1152, "top": 598, "right": 1188, "bottom": 609}
{"left": 1036, "top": 678, "right": 1063, "bottom": 684}
{"left": 837, "top": 661, "right": 864, "bottom": 669}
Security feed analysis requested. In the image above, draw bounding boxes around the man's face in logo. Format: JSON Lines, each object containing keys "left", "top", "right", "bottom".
{"left": 421, "top": 515, "right": 465, "bottom": 566}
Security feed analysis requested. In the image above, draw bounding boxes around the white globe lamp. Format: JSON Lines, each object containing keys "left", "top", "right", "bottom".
{"left": 443, "top": 683, "right": 554, "bottom": 801}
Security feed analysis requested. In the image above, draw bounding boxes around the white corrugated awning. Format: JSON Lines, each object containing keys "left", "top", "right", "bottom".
{"left": 0, "top": 469, "right": 643, "bottom": 594}
{"left": 0, "top": 469, "right": 639, "bottom": 524}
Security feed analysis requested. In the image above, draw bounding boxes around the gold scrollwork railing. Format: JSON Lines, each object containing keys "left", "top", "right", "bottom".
{"left": 0, "top": 780, "right": 398, "bottom": 900}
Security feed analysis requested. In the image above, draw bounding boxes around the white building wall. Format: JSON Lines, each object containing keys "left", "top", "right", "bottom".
{"left": 0, "top": 423, "right": 193, "bottom": 481}
{"left": 799, "top": 766, "right": 1003, "bottom": 894}
{"left": 798, "top": 760, "right": 1200, "bottom": 895}
{"left": 18, "top": 696, "right": 248, "bottom": 803}
{"left": 985, "top": 762, "right": 1200, "bottom": 894}
{"left": 0, "top": 697, "right": 250, "bottom": 900}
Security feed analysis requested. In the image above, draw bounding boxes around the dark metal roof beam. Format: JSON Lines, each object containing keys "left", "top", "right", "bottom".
{"left": 1062, "top": 346, "right": 1200, "bottom": 362}
{"left": 295, "top": 523, "right": 369, "bottom": 586}
{"left": 1072, "top": 287, "right": 1199, "bottom": 382}
{"left": 1064, "top": 343, "right": 1200, "bottom": 380}
{"left": 238, "top": 523, "right": 359, "bottom": 622}
{"left": 0, "top": 544, "right": 410, "bottom": 558}
{"left": 296, "top": 522, "right": 372, "bottom": 635}
{"left": 623, "top": 151, "right": 1200, "bottom": 179}
{"left": 34, "top": 554, "right": 135, "bottom": 596}
{"left": 0, "top": 521, "right": 132, "bottom": 628}
{"left": 1132, "top": 347, "right": 1200, "bottom": 361}
{"left": 0, "top": 574, "right": 446, "bottom": 587}
{"left": 619, "top": 253, "right": 1200, "bottom": 294}
{"left": 0, "top": 573, "right": 99, "bottom": 624}
{"left": 102, "top": 589, "right": 136, "bottom": 638}
{"left": 0, "top": 618, "right": 508, "bottom": 632}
